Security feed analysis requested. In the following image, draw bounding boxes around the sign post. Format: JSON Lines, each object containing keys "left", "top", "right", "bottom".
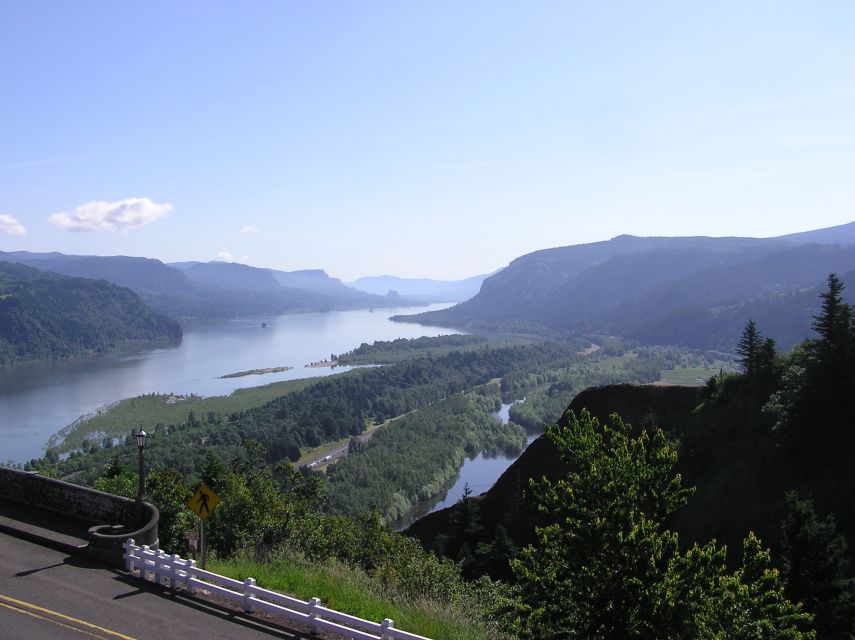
{"left": 187, "top": 483, "right": 220, "bottom": 569}
{"left": 185, "top": 530, "right": 199, "bottom": 559}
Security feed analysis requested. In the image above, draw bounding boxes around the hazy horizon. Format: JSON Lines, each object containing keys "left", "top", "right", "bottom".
{"left": 2, "top": 2, "right": 854, "bottom": 280}
{"left": 3, "top": 218, "right": 853, "bottom": 285}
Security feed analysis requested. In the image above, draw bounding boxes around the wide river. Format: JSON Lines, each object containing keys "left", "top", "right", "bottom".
{"left": 0, "top": 304, "right": 460, "bottom": 464}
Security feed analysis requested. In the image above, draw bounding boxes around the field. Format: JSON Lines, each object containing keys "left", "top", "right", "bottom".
{"left": 659, "top": 365, "right": 722, "bottom": 385}
{"left": 47, "top": 377, "right": 323, "bottom": 453}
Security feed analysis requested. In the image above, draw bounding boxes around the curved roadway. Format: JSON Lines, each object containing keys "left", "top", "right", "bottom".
{"left": 0, "top": 532, "right": 315, "bottom": 640}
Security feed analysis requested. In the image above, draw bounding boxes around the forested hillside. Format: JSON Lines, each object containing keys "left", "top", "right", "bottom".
{"left": 15, "top": 319, "right": 834, "bottom": 636}
{"left": 30, "top": 342, "right": 579, "bottom": 478}
{"left": 401, "top": 225, "right": 855, "bottom": 350}
{"left": 0, "top": 251, "right": 403, "bottom": 321}
{"left": 409, "top": 275, "right": 855, "bottom": 637}
{"left": 0, "top": 261, "right": 182, "bottom": 364}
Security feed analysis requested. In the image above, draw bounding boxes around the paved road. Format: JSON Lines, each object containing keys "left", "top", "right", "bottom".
{"left": 0, "top": 532, "right": 312, "bottom": 640}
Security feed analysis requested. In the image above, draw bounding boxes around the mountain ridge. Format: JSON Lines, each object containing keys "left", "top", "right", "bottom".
{"left": 0, "top": 261, "right": 182, "bottom": 364}
{"left": 396, "top": 222, "right": 855, "bottom": 350}
{"left": 0, "top": 251, "right": 409, "bottom": 321}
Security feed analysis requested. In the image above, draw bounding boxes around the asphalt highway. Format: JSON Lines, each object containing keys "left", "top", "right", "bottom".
{"left": 0, "top": 532, "right": 314, "bottom": 640}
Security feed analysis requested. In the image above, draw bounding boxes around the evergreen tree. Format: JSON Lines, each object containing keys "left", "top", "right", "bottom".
{"left": 758, "top": 337, "right": 778, "bottom": 379}
{"left": 781, "top": 493, "right": 855, "bottom": 635}
{"left": 811, "top": 274, "right": 851, "bottom": 370}
{"left": 737, "top": 319, "right": 764, "bottom": 376}
{"left": 200, "top": 451, "right": 228, "bottom": 493}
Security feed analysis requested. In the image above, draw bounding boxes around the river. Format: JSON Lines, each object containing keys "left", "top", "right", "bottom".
{"left": 394, "top": 401, "right": 538, "bottom": 529}
{"left": 0, "top": 304, "right": 459, "bottom": 464}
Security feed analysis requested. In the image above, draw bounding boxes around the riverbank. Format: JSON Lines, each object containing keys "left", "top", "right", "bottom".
{"left": 305, "top": 359, "right": 338, "bottom": 368}
{"left": 220, "top": 366, "right": 292, "bottom": 378}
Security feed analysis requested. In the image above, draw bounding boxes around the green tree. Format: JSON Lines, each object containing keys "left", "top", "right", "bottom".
{"left": 145, "top": 468, "right": 195, "bottom": 553}
{"left": 737, "top": 319, "right": 764, "bottom": 376}
{"left": 781, "top": 493, "right": 855, "bottom": 635}
{"left": 718, "top": 533, "right": 814, "bottom": 640}
{"left": 810, "top": 274, "right": 851, "bottom": 370}
{"left": 509, "top": 409, "right": 812, "bottom": 639}
{"left": 509, "top": 409, "right": 694, "bottom": 638}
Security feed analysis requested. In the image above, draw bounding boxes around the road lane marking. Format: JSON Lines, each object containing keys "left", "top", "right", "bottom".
{"left": 0, "top": 600, "right": 110, "bottom": 639}
{"left": 0, "top": 594, "right": 137, "bottom": 640}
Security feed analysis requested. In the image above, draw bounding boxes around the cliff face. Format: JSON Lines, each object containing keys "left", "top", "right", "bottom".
{"left": 406, "top": 384, "right": 705, "bottom": 560}
{"left": 410, "top": 378, "right": 855, "bottom": 577}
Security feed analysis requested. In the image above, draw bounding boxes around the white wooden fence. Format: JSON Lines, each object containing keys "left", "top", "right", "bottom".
{"left": 123, "top": 539, "right": 432, "bottom": 640}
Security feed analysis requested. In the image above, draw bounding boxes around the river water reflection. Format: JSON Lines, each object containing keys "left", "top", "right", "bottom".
{"left": 394, "top": 402, "right": 538, "bottom": 530}
{"left": 0, "top": 304, "right": 458, "bottom": 463}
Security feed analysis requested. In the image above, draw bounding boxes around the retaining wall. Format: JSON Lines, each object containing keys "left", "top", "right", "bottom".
{"left": 0, "top": 467, "right": 158, "bottom": 566}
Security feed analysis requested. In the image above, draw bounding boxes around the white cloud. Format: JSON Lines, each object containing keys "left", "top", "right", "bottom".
{"left": 240, "top": 225, "right": 259, "bottom": 234}
{"left": 213, "top": 251, "right": 250, "bottom": 263}
{"left": 47, "top": 197, "right": 172, "bottom": 232}
{"left": 0, "top": 214, "right": 26, "bottom": 236}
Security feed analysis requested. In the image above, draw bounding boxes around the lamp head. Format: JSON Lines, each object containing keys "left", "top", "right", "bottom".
{"left": 135, "top": 430, "right": 147, "bottom": 449}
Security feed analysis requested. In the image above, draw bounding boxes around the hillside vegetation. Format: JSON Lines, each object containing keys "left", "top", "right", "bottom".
{"left": 401, "top": 226, "right": 855, "bottom": 351}
{"left": 409, "top": 275, "right": 855, "bottom": 638}
{"left": 0, "top": 251, "right": 402, "bottom": 321}
{"left": 0, "top": 261, "right": 182, "bottom": 364}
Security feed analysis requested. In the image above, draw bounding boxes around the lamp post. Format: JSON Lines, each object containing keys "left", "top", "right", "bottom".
{"left": 135, "top": 430, "right": 148, "bottom": 506}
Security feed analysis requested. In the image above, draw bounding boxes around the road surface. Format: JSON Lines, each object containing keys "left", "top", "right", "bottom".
{"left": 0, "top": 532, "right": 313, "bottom": 640}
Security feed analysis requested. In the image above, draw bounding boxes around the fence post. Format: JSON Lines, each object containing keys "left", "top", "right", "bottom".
{"left": 186, "top": 559, "right": 197, "bottom": 595}
{"left": 308, "top": 597, "right": 322, "bottom": 634}
{"left": 169, "top": 554, "right": 180, "bottom": 589}
{"left": 141, "top": 545, "right": 151, "bottom": 581}
{"left": 155, "top": 549, "right": 167, "bottom": 585}
{"left": 381, "top": 618, "right": 395, "bottom": 639}
{"left": 244, "top": 577, "right": 256, "bottom": 613}
{"left": 124, "top": 539, "right": 136, "bottom": 573}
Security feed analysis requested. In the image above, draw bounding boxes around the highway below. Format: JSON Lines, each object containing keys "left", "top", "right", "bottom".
{"left": 0, "top": 532, "right": 314, "bottom": 640}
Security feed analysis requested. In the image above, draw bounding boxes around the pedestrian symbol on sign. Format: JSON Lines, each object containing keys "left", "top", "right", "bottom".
{"left": 187, "top": 483, "right": 220, "bottom": 520}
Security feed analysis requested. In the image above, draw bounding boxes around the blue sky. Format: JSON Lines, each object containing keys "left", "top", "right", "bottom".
{"left": 1, "top": 1, "right": 854, "bottom": 280}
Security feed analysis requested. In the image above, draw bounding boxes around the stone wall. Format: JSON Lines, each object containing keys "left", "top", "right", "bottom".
{"left": 0, "top": 467, "right": 158, "bottom": 565}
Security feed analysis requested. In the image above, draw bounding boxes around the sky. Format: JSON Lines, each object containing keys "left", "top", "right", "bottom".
{"left": 1, "top": 1, "right": 854, "bottom": 281}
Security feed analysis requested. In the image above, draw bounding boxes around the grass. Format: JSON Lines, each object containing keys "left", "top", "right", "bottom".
{"left": 659, "top": 365, "right": 721, "bottom": 386}
{"left": 210, "top": 555, "right": 498, "bottom": 640}
{"left": 47, "top": 377, "right": 323, "bottom": 453}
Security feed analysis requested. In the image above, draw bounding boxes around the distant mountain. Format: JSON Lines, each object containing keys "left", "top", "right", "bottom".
{"left": 0, "top": 261, "right": 182, "bottom": 364}
{"left": 398, "top": 223, "right": 855, "bottom": 350}
{"left": 0, "top": 252, "right": 406, "bottom": 321}
{"left": 2, "top": 252, "right": 191, "bottom": 297}
{"left": 773, "top": 220, "right": 855, "bottom": 245}
{"left": 349, "top": 273, "right": 492, "bottom": 302}
{"left": 269, "top": 268, "right": 374, "bottom": 300}
{"left": 182, "top": 261, "right": 281, "bottom": 292}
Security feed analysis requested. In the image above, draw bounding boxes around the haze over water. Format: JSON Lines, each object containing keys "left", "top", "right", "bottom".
{"left": 0, "top": 304, "right": 458, "bottom": 463}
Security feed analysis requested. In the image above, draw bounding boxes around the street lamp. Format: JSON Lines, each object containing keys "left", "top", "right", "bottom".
{"left": 135, "top": 430, "right": 148, "bottom": 506}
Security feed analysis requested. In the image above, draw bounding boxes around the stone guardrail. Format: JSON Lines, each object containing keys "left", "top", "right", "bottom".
{"left": 0, "top": 467, "right": 158, "bottom": 566}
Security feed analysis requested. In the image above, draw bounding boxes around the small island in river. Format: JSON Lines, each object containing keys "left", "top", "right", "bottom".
{"left": 219, "top": 366, "right": 292, "bottom": 379}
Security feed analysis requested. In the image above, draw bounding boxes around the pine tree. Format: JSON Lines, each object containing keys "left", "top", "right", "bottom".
{"left": 737, "top": 319, "right": 765, "bottom": 376}
{"left": 781, "top": 493, "right": 855, "bottom": 635}
{"left": 811, "top": 274, "right": 850, "bottom": 368}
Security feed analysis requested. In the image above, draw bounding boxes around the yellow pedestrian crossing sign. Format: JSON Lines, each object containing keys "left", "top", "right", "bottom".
{"left": 187, "top": 483, "right": 220, "bottom": 520}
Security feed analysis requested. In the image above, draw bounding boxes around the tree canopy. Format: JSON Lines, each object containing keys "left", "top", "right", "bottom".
{"left": 509, "top": 409, "right": 813, "bottom": 639}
